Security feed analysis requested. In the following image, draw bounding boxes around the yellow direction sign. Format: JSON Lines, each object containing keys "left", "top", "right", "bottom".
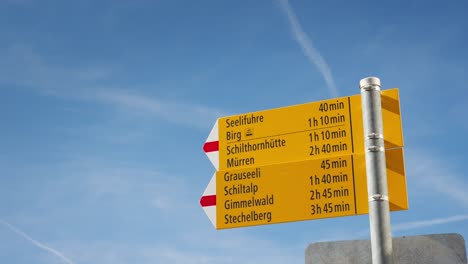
{"left": 211, "top": 148, "right": 407, "bottom": 229}
{"left": 204, "top": 89, "right": 403, "bottom": 170}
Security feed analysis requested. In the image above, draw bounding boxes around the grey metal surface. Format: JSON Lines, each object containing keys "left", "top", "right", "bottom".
{"left": 360, "top": 77, "right": 393, "bottom": 264}
{"left": 305, "top": 233, "right": 467, "bottom": 264}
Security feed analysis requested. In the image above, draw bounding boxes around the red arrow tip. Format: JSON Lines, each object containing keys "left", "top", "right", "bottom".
{"left": 200, "top": 195, "right": 216, "bottom": 207}
{"left": 203, "top": 141, "right": 219, "bottom": 153}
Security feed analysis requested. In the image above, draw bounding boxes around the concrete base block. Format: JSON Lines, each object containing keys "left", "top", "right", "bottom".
{"left": 306, "top": 233, "right": 467, "bottom": 264}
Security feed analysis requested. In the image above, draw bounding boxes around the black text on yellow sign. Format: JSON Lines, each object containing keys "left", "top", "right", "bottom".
{"left": 218, "top": 89, "right": 403, "bottom": 170}
{"left": 216, "top": 148, "right": 407, "bottom": 229}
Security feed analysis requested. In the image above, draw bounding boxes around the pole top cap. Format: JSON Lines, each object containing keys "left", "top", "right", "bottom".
{"left": 359, "top": 77, "right": 381, "bottom": 89}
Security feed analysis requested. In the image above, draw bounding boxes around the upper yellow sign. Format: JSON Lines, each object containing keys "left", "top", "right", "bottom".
{"left": 218, "top": 89, "right": 403, "bottom": 170}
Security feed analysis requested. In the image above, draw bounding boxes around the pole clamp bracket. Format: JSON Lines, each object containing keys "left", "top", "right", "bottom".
{"left": 366, "top": 133, "right": 383, "bottom": 139}
{"left": 360, "top": 84, "right": 381, "bottom": 92}
{"left": 369, "top": 194, "right": 389, "bottom": 202}
{"left": 367, "top": 146, "right": 385, "bottom": 152}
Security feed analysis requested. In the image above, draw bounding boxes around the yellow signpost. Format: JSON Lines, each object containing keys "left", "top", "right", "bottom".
{"left": 201, "top": 88, "right": 407, "bottom": 230}
{"left": 216, "top": 148, "right": 407, "bottom": 229}
{"left": 218, "top": 89, "right": 403, "bottom": 170}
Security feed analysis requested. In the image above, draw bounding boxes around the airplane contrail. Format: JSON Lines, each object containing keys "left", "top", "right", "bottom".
{"left": 0, "top": 219, "right": 75, "bottom": 264}
{"left": 278, "top": 0, "right": 338, "bottom": 97}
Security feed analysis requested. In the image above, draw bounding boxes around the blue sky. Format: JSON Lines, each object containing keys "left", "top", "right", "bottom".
{"left": 1, "top": 0, "right": 467, "bottom": 263}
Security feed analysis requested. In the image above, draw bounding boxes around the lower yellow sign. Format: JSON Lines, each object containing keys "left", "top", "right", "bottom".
{"left": 216, "top": 148, "right": 407, "bottom": 229}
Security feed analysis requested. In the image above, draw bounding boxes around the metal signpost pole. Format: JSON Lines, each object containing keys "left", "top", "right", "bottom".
{"left": 360, "top": 77, "right": 393, "bottom": 264}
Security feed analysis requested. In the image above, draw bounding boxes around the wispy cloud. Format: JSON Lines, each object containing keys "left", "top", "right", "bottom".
{"left": 408, "top": 149, "right": 468, "bottom": 207}
{"left": 51, "top": 232, "right": 300, "bottom": 264}
{"left": 392, "top": 214, "right": 468, "bottom": 232}
{"left": 0, "top": 44, "right": 111, "bottom": 95}
{"left": 81, "top": 165, "right": 189, "bottom": 211}
{"left": 314, "top": 214, "right": 468, "bottom": 243}
{"left": 278, "top": 0, "right": 338, "bottom": 97}
{"left": 0, "top": 44, "right": 225, "bottom": 129}
{"left": 50, "top": 157, "right": 204, "bottom": 215}
{"left": 353, "top": 214, "right": 468, "bottom": 237}
{"left": 0, "top": 220, "right": 75, "bottom": 264}
{"left": 92, "top": 88, "right": 226, "bottom": 129}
